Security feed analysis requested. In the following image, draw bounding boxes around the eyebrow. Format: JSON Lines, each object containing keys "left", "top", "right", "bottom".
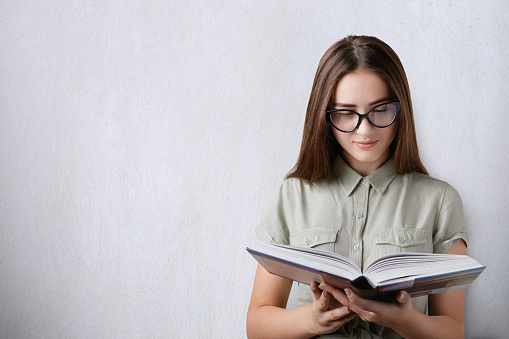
{"left": 331, "top": 97, "right": 393, "bottom": 109}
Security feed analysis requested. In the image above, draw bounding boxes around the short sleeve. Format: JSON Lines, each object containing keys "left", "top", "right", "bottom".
{"left": 433, "top": 184, "right": 469, "bottom": 254}
{"left": 255, "top": 182, "right": 290, "bottom": 245}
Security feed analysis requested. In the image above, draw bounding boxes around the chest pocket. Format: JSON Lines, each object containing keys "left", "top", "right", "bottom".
{"left": 375, "top": 229, "right": 428, "bottom": 258}
{"left": 290, "top": 229, "right": 337, "bottom": 252}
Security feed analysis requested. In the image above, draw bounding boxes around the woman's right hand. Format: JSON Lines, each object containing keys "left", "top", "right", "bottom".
{"left": 247, "top": 265, "right": 356, "bottom": 339}
{"left": 309, "top": 281, "right": 356, "bottom": 335}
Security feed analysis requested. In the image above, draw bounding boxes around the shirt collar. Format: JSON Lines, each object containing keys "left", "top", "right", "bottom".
{"left": 333, "top": 155, "right": 397, "bottom": 196}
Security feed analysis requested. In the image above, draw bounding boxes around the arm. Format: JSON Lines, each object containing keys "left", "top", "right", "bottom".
{"left": 424, "top": 239, "right": 467, "bottom": 338}
{"left": 246, "top": 264, "right": 355, "bottom": 339}
{"left": 319, "top": 239, "right": 467, "bottom": 339}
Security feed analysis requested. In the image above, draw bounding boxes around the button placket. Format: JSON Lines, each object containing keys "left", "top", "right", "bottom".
{"left": 351, "top": 181, "right": 369, "bottom": 269}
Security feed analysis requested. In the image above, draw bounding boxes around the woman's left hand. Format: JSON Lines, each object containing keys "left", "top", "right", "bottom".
{"left": 319, "top": 284, "right": 416, "bottom": 329}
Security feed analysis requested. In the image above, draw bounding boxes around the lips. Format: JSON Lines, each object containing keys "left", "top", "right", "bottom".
{"left": 354, "top": 140, "right": 378, "bottom": 149}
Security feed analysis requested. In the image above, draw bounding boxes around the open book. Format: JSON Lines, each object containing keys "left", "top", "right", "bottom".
{"left": 247, "top": 242, "right": 485, "bottom": 300}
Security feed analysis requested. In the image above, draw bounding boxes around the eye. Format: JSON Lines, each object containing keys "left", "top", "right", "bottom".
{"left": 338, "top": 112, "right": 355, "bottom": 119}
{"left": 372, "top": 105, "right": 389, "bottom": 113}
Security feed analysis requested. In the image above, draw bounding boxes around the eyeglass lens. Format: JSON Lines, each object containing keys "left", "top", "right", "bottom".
{"left": 329, "top": 102, "right": 398, "bottom": 132}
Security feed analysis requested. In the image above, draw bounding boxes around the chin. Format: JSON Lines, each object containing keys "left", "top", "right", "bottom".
{"left": 349, "top": 150, "right": 388, "bottom": 166}
{"left": 352, "top": 152, "right": 382, "bottom": 163}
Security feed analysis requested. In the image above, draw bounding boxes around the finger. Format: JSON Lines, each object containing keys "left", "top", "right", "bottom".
{"left": 344, "top": 288, "right": 369, "bottom": 307}
{"left": 329, "top": 296, "right": 344, "bottom": 310}
{"left": 344, "top": 288, "right": 377, "bottom": 321}
{"left": 326, "top": 308, "right": 357, "bottom": 328}
{"left": 329, "top": 306, "right": 352, "bottom": 321}
{"left": 318, "top": 284, "right": 350, "bottom": 307}
{"left": 318, "top": 290, "right": 331, "bottom": 312}
{"left": 310, "top": 281, "right": 322, "bottom": 302}
{"left": 396, "top": 291, "right": 410, "bottom": 306}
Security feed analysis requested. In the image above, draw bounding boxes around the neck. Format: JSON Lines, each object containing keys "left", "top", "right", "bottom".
{"left": 341, "top": 150, "right": 391, "bottom": 176}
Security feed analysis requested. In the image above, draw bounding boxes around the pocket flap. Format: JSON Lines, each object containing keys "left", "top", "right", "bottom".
{"left": 290, "top": 229, "right": 337, "bottom": 247}
{"left": 375, "top": 229, "right": 427, "bottom": 247}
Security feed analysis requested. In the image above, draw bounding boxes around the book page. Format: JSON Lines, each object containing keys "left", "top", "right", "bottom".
{"left": 248, "top": 242, "right": 361, "bottom": 279}
{"left": 364, "top": 252, "right": 484, "bottom": 285}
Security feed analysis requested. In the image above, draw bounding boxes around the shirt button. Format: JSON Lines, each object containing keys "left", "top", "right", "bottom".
{"left": 357, "top": 212, "right": 363, "bottom": 218}
{"left": 305, "top": 238, "right": 310, "bottom": 245}
{"left": 398, "top": 237, "right": 405, "bottom": 244}
{"left": 360, "top": 178, "right": 366, "bottom": 185}
{"left": 353, "top": 245, "right": 359, "bottom": 251}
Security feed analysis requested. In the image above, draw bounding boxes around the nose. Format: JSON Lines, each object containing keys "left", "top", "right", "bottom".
{"left": 356, "top": 116, "right": 374, "bottom": 135}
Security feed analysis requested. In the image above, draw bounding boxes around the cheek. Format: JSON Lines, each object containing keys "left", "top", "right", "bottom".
{"left": 332, "top": 129, "right": 349, "bottom": 148}
{"left": 386, "top": 125, "right": 397, "bottom": 144}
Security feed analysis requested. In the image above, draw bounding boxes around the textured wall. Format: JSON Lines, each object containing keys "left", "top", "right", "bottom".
{"left": 1, "top": 1, "right": 508, "bottom": 338}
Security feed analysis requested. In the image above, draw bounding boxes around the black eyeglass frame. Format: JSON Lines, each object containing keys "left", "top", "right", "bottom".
{"left": 326, "top": 101, "right": 401, "bottom": 133}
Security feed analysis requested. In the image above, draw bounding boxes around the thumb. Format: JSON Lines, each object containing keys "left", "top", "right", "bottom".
{"left": 397, "top": 291, "right": 409, "bottom": 305}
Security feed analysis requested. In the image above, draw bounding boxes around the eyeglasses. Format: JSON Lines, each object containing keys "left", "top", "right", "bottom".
{"left": 326, "top": 101, "right": 401, "bottom": 133}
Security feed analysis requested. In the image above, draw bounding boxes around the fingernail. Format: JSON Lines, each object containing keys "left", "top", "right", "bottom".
{"left": 343, "top": 306, "right": 350, "bottom": 314}
{"left": 345, "top": 288, "right": 352, "bottom": 297}
{"left": 318, "top": 283, "right": 324, "bottom": 290}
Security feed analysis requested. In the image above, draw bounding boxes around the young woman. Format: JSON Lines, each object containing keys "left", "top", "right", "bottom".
{"left": 247, "top": 36, "right": 468, "bottom": 339}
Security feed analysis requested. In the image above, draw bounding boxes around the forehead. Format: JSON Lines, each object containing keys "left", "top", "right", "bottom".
{"left": 332, "top": 70, "right": 390, "bottom": 105}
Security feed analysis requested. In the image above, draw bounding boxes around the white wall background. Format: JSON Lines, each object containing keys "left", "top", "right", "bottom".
{"left": 1, "top": 1, "right": 508, "bottom": 338}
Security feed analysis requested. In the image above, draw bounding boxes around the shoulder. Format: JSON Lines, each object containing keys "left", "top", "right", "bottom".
{"left": 274, "top": 177, "right": 341, "bottom": 218}
{"left": 401, "top": 171, "right": 457, "bottom": 192}
{"left": 280, "top": 176, "right": 339, "bottom": 198}
{"left": 396, "top": 172, "right": 463, "bottom": 206}
{"left": 406, "top": 171, "right": 448, "bottom": 187}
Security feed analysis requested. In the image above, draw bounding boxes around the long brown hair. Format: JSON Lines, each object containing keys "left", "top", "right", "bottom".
{"left": 286, "top": 35, "right": 427, "bottom": 183}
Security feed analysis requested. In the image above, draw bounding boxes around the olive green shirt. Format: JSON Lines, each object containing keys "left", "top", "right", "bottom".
{"left": 256, "top": 156, "right": 469, "bottom": 338}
